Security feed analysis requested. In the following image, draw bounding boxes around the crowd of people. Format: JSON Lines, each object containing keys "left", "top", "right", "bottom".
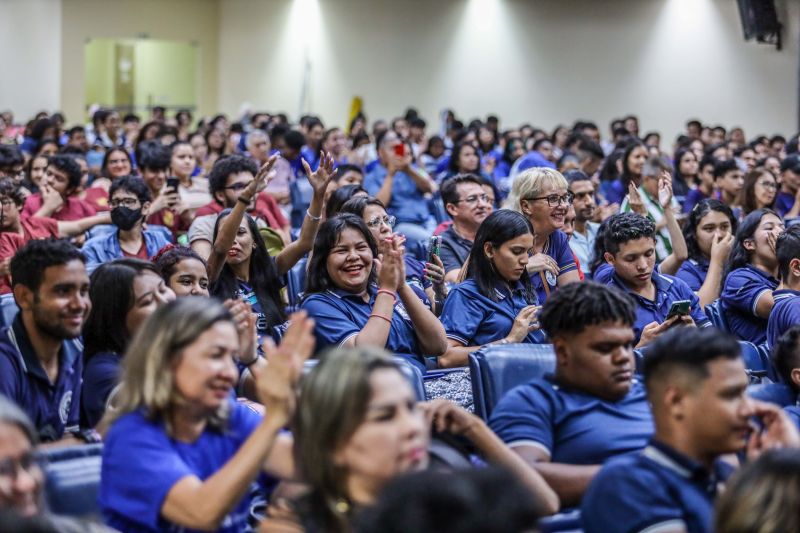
{"left": 1, "top": 105, "right": 800, "bottom": 531}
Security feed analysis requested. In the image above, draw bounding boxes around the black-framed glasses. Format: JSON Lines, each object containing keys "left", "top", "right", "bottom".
{"left": 0, "top": 452, "right": 46, "bottom": 482}
{"left": 109, "top": 198, "right": 140, "bottom": 209}
{"left": 223, "top": 182, "right": 250, "bottom": 192}
{"left": 455, "top": 193, "right": 490, "bottom": 206}
{"left": 365, "top": 215, "right": 396, "bottom": 229}
{"left": 758, "top": 180, "right": 778, "bottom": 190}
{"left": 527, "top": 192, "right": 574, "bottom": 207}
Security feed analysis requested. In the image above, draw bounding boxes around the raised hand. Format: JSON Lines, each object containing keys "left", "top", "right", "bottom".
{"left": 244, "top": 154, "right": 279, "bottom": 201}
{"left": 302, "top": 151, "right": 336, "bottom": 196}
{"left": 627, "top": 182, "right": 646, "bottom": 216}
{"left": 658, "top": 171, "right": 674, "bottom": 209}
{"left": 40, "top": 183, "right": 64, "bottom": 212}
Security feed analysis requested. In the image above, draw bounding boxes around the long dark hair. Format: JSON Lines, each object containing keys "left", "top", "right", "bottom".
{"left": 83, "top": 259, "right": 160, "bottom": 359}
{"left": 211, "top": 210, "right": 285, "bottom": 327}
{"left": 448, "top": 142, "right": 480, "bottom": 174}
{"left": 598, "top": 150, "right": 624, "bottom": 183}
{"left": 101, "top": 147, "right": 132, "bottom": 179}
{"left": 684, "top": 199, "right": 737, "bottom": 262}
{"left": 305, "top": 215, "right": 378, "bottom": 295}
{"left": 467, "top": 209, "right": 537, "bottom": 303}
{"left": 724, "top": 208, "right": 778, "bottom": 279}
{"left": 739, "top": 168, "right": 777, "bottom": 215}
{"left": 672, "top": 147, "right": 697, "bottom": 193}
{"left": 325, "top": 184, "right": 366, "bottom": 219}
{"left": 620, "top": 140, "right": 646, "bottom": 190}
{"left": 590, "top": 219, "right": 610, "bottom": 274}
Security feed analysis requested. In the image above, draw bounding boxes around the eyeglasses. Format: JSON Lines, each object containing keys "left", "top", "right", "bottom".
{"left": 365, "top": 215, "right": 396, "bottom": 229}
{"left": 455, "top": 193, "right": 490, "bottom": 206}
{"left": 527, "top": 192, "right": 574, "bottom": 207}
{"left": 223, "top": 182, "right": 250, "bottom": 191}
{"left": 109, "top": 198, "right": 140, "bottom": 209}
{"left": 0, "top": 452, "right": 46, "bottom": 482}
{"left": 758, "top": 180, "right": 778, "bottom": 190}
{"left": 0, "top": 169, "right": 24, "bottom": 179}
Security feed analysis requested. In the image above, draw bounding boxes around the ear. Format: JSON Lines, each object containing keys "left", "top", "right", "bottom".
{"left": 213, "top": 190, "right": 226, "bottom": 205}
{"left": 790, "top": 257, "right": 800, "bottom": 278}
{"left": 791, "top": 368, "right": 800, "bottom": 390}
{"left": 662, "top": 384, "right": 688, "bottom": 421}
{"left": 12, "top": 284, "right": 32, "bottom": 312}
{"left": 141, "top": 201, "right": 151, "bottom": 217}
{"left": 445, "top": 202, "right": 459, "bottom": 218}
{"left": 483, "top": 242, "right": 494, "bottom": 260}
{"left": 552, "top": 337, "right": 570, "bottom": 367}
{"left": 519, "top": 199, "right": 533, "bottom": 217}
{"left": 743, "top": 238, "right": 756, "bottom": 252}
{"left": 603, "top": 251, "right": 615, "bottom": 265}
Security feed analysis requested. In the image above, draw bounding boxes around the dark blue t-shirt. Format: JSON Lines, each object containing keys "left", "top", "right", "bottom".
{"left": 775, "top": 191, "right": 795, "bottom": 218}
{"left": 721, "top": 265, "right": 778, "bottom": 345}
{"left": 404, "top": 256, "right": 432, "bottom": 308}
{"left": 767, "top": 289, "right": 800, "bottom": 350}
{"left": 0, "top": 316, "right": 83, "bottom": 441}
{"left": 676, "top": 257, "right": 710, "bottom": 292}
{"left": 489, "top": 376, "right": 653, "bottom": 464}
{"left": 81, "top": 351, "right": 122, "bottom": 428}
{"left": 440, "top": 278, "right": 545, "bottom": 347}
{"left": 530, "top": 230, "right": 577, "bottom": 304}
{"left": 100, "top": 401, "right": 265, "bottom": 532}
{"left": 582, "top": 440, "right": 735, "bottom": 533}
{"left": 683, "top": 188, "right": 710, "bottom": 214}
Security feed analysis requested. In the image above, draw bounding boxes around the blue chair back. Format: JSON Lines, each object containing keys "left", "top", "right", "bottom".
{"left": 739, "top": 340, "right": 772, "bottom": 379}
{"left": 469, "top": 343, "right": 556, "bottom": 420}
{"left": 756, "top": 342, "right": 780, "bottom": 382}
{"left": 748, "top": 382, "right": 796, "bottom": 406}
{"left": 539, "top": 509, "right": 583, "bottom": 533}
{"left": 0, "top": 293, "right": 18, "bottom": 328}
{"left": 44, "top": 443, "right": 103, "bottom": 517}
{"left": 705, "top": 300, "right": 729, "bottom": 333}
{"left": 290, "top": 176, "right": 313, "bottom": 229}
{"left": 285, "top": 257, "right": 307, "bottom": 308}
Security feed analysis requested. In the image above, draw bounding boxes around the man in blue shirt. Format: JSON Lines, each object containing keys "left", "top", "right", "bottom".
{"left": 768, "top": 225, "right": 800, "bottom": 350}
{"left": 364, "top": 130, "right": 436, "bottom": 244}
{"left": 82, "top": 176, "right": 171, "bottom": 273}
{"left": 489, "top": 281, "right": 653, "bottom": 508}
{"left": 776, "top": 154, "right": 800, "bottom": 218}
{"left": 603, "top": 212, "right": 709, "bottom": 347}
{"left": 582, "top": 327, "right": 799, "bottom": 533}
{"left": 772, "top": 326, "right": 800, "bottom": 427}
{"left": 0, "top": 239, "right": 89, "bottom": 442}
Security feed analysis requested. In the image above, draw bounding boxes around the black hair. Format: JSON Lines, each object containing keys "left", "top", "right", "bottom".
{"left": 539, "top": 281, "right": 635, "bottom": 339}
{"left": 773, "top": 326, "right": 800, "bottom": 391}
{"left": 339, "top": 195, "right": 386, "bottom": 219}
{"left": 10, "top": 239, "right": 85, "bottom": 292}
{"left": 83, "top": 259, "right": 160, "bottom": 358}
{"left": 620, "top": 140, "right": 646, "bottom": 190}
{"left": 109, "top": 175, "right": 151, "bottom": 204}
{"left": 305, "top": 215, "right": 378, "bottom": 295}
{"left": 683, "top": 199, "right": 737, "bottom": 262}
{"left": 153, "top": 245, "right": 207, "bottom": 284}
{"left": 501, "top": 137, "right": 523, "bottom": 165}
{"left": 137, "top": 141, "right": 171, "bottom": 171}
{"left": 724, "top": 208, "right": 779, "bottom": 279}
{"left": 643, "top": 327, "right": 741, "bottom": 391}
{"left": 29, "top": 118, "right": 54, "bottom": 142}
{"left": 0, "top": 145, "right": 23, "bottom": 172}
{"left": 699, "top": 154, "right": 718, "bottom": 173}
{"left": 0, "top": 177, "right": 25, "bottom": 207}
{"left": 424, "top": 135, "right": 445, "bottom": 157}
{"left": 409, "top": 117, "right": 426, "bottom": 129}
{"left": 284, "top": 130, "right": 306, "bottom": 151}
{"left": 101, "top": 147, "right": 132, "bottom": 179}
{"left": 334, "top": 164, "right": 363, "bottom": 182}
{"left": 67, "top": 125, "right": 85, "bottom": 138}
{"left": 590, "top": 219, "right": 610, "bottom": 274}
{"left": 598, "top": 150, "right": 624, "bottom": 183}
{"left": 448, "top": 142, "right": 479, "bottom": 174}
{"left": 211, "top": 210, "right": 285, "bottom": 328}
{"left": 466, "top": 209, "right": 536, "bottom": 303}
{"left": 563, "top": 169, "right": 591, "bottom": 186}
{"left": 440, "top": 174, "right": 484, "bottom": 207}
{"left": 207, "top": 154, "right": 258, "bottom": 201}
{"left": 356, "top": 467, "right": 540, "bottom": 533}
{"left": 776, "top": 225, "right": 800, "bottom": 282}
{"left": 576, "top": 138, "right": 604, "bottom": 161}
{"left": 739, "top": 168, "right": 777, "bottom": 216}
{"left": 714, "top": 159, "right": 740, "bottom": 180}
{"left": 603, "top": 212, "right": 655, "bottom": 256}
{"left": 672, "top": 147, "right": 697, "bottom": 191}
{"left": 47, "top": 154, "right": 82, "bottom": 190}
{"left": 325, "top": 184, "right": 366, "bottom": 219}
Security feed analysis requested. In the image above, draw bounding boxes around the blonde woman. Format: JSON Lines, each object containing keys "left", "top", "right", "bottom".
{"left": 99, "top": 297, "right": 312, "bottom": 532}
{"left": 505, "top": 167, "right": 581, "bottom": 302}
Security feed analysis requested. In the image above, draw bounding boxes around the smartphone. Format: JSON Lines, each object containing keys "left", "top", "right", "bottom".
{"left": 166, "top": 177, "right": 180, "bottom": 193}
{"left": 394, "top": 143, "right": 406, "bottom": 158}
{"left": 428, "top": 235, "right": 441, "bottom": 263}
{"left": 666, "top": 300, "right": 691, "bottom": 319}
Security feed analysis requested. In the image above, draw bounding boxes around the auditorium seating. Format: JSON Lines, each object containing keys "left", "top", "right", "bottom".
{"left": 704, "top": 300, "right": 729, "bottom": 333}
{"left": 44, "top": 443, "right": 104, "bottom": 518}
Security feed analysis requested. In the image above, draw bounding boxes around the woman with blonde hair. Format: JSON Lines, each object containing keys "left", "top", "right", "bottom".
{"left": 505, "top": 167, "right": 580, "bottom": 302}
{"left": 261, "top": 346, "right": 558, "bottom": 532}
{"left": 99, "top": 297, "right": 312, "bottom": 532}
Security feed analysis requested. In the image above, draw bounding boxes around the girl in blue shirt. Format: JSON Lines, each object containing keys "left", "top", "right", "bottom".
{"left": 721, "top": 208, "right": 784, "bottom": 345}
{"left": 99, "top": 297, "right": 307, "bottom": 532}
{"left": 677, "top": 199, "right": 736, "bottom": 307}
{"left": 82, "top": 259, "right": 175, "bottom": 428}
{"left": 440, "top": 210, "right": 545, "bottom": 367}
{"left": 300, "top": 215, "right": 447, "bottom": 371}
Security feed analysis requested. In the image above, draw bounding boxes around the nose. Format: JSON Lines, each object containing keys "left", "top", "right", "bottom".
{"left": 611, "top": 345, "right": 632, "bottom": 366}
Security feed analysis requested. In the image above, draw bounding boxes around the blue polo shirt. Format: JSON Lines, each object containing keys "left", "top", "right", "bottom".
{"left": 582, "top": 440, "right": 735, "bottom": 533}
{"left": 404, "top": 256, "right": 432, "bottom": 308}
{"left": 590, "top": 262, "right": 614, "bottom": 283}
{"left": 301, "top": 285, "right": 425, "bottom": 370}
{"left": 512, "top": 151, "right": 557, "bottom": 173}
{"left": 440, "top": 278, "right": 545, "bottom": 347}
{"left": 100, "top": 400, "right": 266, "bottom": 533}
{"left": 0, "top": 316, "right": 83, "bottom": 441}
{"left": 489, "top": 376, "right": 653, "bottom": 464}
{"left": 363, "top": 164, "right": 432, "bottom": 225}
{"left": 775, "top": 191, "right": 795, "bottom": 218}
{"left": 81, "top": 351, "right": 122, "bottom": 429}
{"left": 530, "top": 230, "right": 577, "bottom": 304}
{"left": 785, "top": 402, "right": 800, "bottom": 429}
{"left": 676, "top": 257, "right": 710, "bottom": 292}
{"left": 683, "top": 188, "right": 710, "bottom": 214}
{"left": 607, "top": 272, "right": 709, "bottom": 344}
{"left": 767, "top": 289, "right": 800, "bottom": 350}
{"left": 721, "top": 265, "right": 778, "bottom": 345}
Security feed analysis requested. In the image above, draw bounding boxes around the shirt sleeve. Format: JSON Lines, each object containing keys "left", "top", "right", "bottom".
{"left": 439, "top": 233, "right": 464, "bottom": 273}
{"left": 80, "top": 240, "right": 104, "bottom": 274}
{"left": 551, "top": 231, "right": 577, "bottom": 275}
{"left": 188, "top": 216, "right": 215, "bottom": 244}
{"left": 581, "top": 462, "right": 687, "bottom": 533}
{"left": 301, "top": 294, "right": 361, "bottom": 349}
{"left": 722, "top": 270, "right": 771, "bottom": 318}
{"left": 675, "top": 263, "right": 703, "bottom": 292}
{"left": 439, "top": 286, "right": 487, "bottom": 346}
{"left": 488, "top": 383, "right": 555, "bottom": 456}
{"left": 0, "top": 349, "right": 21, "bottom": 404}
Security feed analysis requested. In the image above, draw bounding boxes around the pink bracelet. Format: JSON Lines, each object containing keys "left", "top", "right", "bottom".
{"left": 370, "top": 313, "right": 392, "bottom": 324}
{"left": 376, "top": 289, "right": 397, "bottom": 303}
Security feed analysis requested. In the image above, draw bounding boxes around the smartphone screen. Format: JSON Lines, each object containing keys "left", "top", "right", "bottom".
{"left": 666, "top": 300, "right": 691, "bottom": 319}
{"left": 166, "top": 177, "right": 180, "bottom": 192}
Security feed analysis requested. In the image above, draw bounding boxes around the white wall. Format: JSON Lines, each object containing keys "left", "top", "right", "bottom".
{"left": 0, "top": 0, "right": 62, "bottom": 119}
{"left": 218, "top": 0, "right": 800, "bottom": 142}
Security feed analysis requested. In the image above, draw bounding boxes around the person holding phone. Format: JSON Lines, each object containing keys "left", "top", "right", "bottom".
{"left": 582, "top": 327, "right": 800, "bottom": 533}
{"left": 602, "top": 212, "right": 709, "bottom": 348}
{"left": 364, "top": 130, "right": 437, "bottom": 245}
{"left": 138, "top": 142, "right": 191, "bottom": 239}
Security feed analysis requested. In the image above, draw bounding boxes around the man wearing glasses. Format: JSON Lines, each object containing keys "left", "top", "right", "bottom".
{"left": 82, "top": 176, "right": 170, "bottom": 273}
{"left": 439, "top": 174, "right": 494, "bottom": 282}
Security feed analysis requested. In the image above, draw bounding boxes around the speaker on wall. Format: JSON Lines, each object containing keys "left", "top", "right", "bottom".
{"left": 737, "top": 0, "right": 782, "bottom": 49}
